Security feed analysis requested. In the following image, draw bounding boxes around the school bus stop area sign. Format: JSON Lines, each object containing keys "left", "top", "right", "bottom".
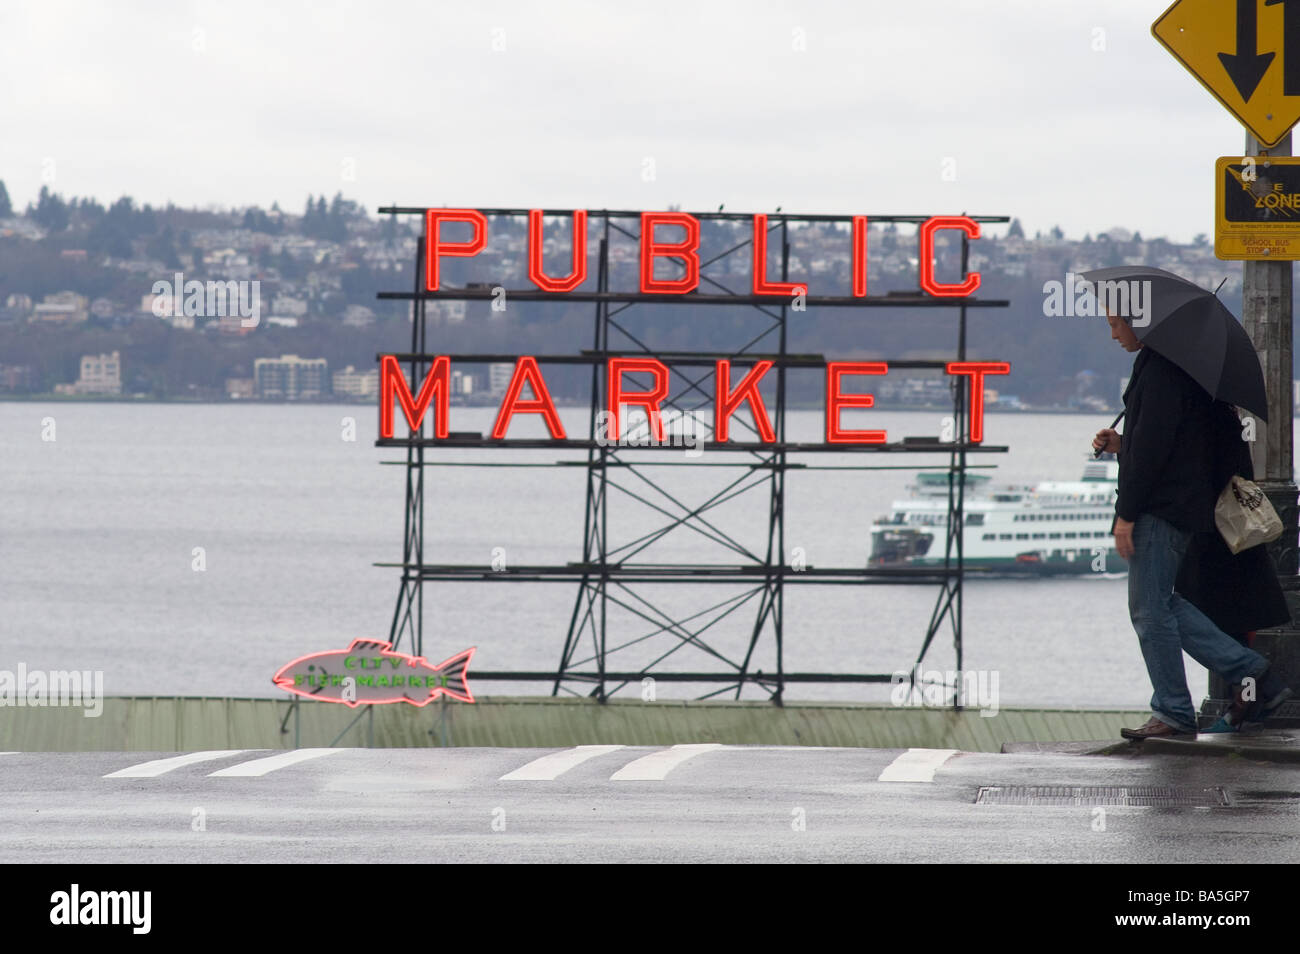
{"left": 1154, "top": 0, "right": 1300, "bottom": 146}
{"left": 1216, "top": 155, "right": 1300, "bottom": 257}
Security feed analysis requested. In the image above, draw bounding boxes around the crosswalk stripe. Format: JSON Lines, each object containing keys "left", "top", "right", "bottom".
{"left": 610, "top": 743, "right": 724, "bottom": 781}
{"left": 208, "top": 748, "right": 344, "bottom": 778}
{"left": 104, "top": 750, "right": 249, "bottom": 778}
{"left": 877, "top": 748, "right": 959, "bottom": 782}
{"left": 501, "top": 745, "right": 626, "bottom": 781}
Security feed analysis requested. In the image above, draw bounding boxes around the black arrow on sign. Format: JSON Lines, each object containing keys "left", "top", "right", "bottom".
{"left": 1220, "top": 0, "right": 1275, "bottom": 102}
{"left": 1266, "top": 0, "right": 1300, "bottom": 95}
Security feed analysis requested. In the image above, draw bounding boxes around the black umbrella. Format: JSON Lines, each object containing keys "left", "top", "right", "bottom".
{"left": 1078, "top": 265, "right": 1267, "bottom": 420}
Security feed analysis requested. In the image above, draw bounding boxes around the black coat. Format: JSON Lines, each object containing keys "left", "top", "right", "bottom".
{"left": 1116, "top": 348, "right": 1218, "bottom": 532}
{"left": 1173, "top": 400, "right": 1291, "bottom": 636}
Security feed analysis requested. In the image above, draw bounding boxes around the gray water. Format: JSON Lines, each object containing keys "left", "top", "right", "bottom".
{"left": 3, "top": 402, "right": 1275, "bottom": 708}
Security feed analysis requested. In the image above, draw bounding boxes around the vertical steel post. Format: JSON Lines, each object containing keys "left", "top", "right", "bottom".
{"left": 955, "top": 229, "right": 969, "bottom": 694}
{"left": 775, "top": 218, "right": 790, "bottom": 705}
{"left": 1220, "top": 131, "right": 1300, "bottom": 717}
{"left": 598, "top": 215, "right": 610, "bottom": 703}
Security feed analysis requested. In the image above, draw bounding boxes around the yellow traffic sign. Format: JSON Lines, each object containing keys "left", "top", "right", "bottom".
{"left": 1215, "top": 155, "right": 1300, "bottom": 258}
{"left": 1153, "top": 0, "right": 1300, "bottom": 146}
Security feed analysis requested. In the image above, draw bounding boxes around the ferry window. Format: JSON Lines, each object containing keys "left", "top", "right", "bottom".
{"left": 1015, "top": 533, "right": 1029, "bottom": 540}
{"left": 1032, "top": 533, "right": 1044, "bottom": 539}
{"left": 1049, "top": 533, "right": 1061, "bottom": 539}
{"left": 999, "top": 534, "right": 1012, "bottom": 540}
{"left": 967, "top": 513, "right": 984, "bottom": 526}
{"left": 1064, "top": 532, "right": 1077, "bottom": 538}
{"left": 982, "top": 533, "right": 994, "bottom": 541}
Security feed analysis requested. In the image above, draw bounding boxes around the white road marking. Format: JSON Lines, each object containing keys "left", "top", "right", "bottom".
{"left": 610, "top": 743, "right": 725, "bottom": 781}
{"left": 104, "top": 750, "right": 249, "bottom": 779}
{"left": 501, "top": 745, "right": 626, "bottom": 781}
{"left": 877, "top": 748, "right": 959, "bottom": 782}
{"left": 208, "top": 748, "right": 345, "bottom": 778}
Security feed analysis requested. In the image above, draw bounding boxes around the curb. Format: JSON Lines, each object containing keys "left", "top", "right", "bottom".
{"left": 1139, "top": 734, "right": 1300, "bottom": 764}
{"left": 1000, "top": 740, "right": 1130, "bottom": 755}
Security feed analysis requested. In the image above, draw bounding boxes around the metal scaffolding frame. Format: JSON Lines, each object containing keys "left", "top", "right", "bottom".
{"left": 375, "top": 208, "right": 1009, "bottom": 705}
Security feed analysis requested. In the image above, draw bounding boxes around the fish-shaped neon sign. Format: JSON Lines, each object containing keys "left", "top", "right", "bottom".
{"left": 273, "top": 639, "right": 475, "bottom": 706}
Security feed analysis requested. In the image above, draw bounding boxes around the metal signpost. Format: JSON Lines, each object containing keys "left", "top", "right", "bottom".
{"left": 372, "top": 209, "right": 1011, "bottom": 706}
{"left": 1154, "top": 1, "right": 1300, "bottom": 719}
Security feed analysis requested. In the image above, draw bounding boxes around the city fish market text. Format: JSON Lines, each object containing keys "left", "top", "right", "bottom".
{"left": 273, "top": 640, "right": 475, "bottom": 706}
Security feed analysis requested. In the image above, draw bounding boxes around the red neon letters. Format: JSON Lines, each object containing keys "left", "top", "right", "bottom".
{"left": 945, "top": 362, "right": 1009, "bottom": 443}
{"left": 379, "top": 356, "right": 1006, "bottom": 445}
{"left": 424, "top": 209, "right": 488, "bottom": 291}
{"left": 380, "top": 354, "right": 449, "bottom": 438}
{"left": 420, "top": 209, "right": 983, "bottom": 298}
{"left": 491, "top": 356, "right": 566, "bottom": 439}
{"left": 528, "top": 210, "right": 588, "bottom": 292}
{"left": 919, "top": 216, "right": 981, "bottom": 297}
{"left": 752, "top": 214, "right": 807, "bottom": 297}
{"left": 640, "top": 212, "right": 700, "bottom": 294}
{"left": 607, "top": 357, "right": 670, "bottom": 441}
{"left": 715, "top": 360, "right": 775, "bottom": 442}
{"left": 826, "top": 362, "right": 889, "bottom": 444}
{"left": 852, "top": 216, "right": 868, "bottom": 298}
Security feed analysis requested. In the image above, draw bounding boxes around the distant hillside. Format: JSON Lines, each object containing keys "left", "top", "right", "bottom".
{"left": 0, "top": 188, "right": 1271, "bottom": 405}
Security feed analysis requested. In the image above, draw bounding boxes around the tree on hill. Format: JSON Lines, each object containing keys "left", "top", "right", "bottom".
{"left": 0, "top": 180, "right": 11, "bottom": 218}
{"left": 31, "top": 186, "right": 69, "bottom": 232}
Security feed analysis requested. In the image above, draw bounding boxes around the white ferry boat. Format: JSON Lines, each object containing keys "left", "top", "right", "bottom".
{"left": 868, "top": 458, "right": 1126, "bottom": 576}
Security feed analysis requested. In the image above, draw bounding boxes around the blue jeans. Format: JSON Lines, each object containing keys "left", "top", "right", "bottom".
{"left": 1127, "top": 513, "right": 1268, "bottom": 731}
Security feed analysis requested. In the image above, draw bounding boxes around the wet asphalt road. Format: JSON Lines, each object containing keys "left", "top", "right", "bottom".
{"left": 0, "top": 745, "right": 1298, "bottom": 863}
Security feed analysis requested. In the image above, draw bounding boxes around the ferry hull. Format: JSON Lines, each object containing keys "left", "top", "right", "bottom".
{"left": 885, "top": 553, "right": 1129, "bottom": 578}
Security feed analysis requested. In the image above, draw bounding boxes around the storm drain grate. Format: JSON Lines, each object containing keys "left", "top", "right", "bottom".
{"left": 975, "top": 785, "right": 1230, "bottom": 807}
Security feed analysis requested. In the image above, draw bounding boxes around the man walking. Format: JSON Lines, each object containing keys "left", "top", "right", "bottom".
{"left": 1094, "top": 310, "right": 1291, "bottom": 738}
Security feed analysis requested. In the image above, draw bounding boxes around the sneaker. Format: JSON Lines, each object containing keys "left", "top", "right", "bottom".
{"left": 1120, "top": 716, "right": 1196, "bottom": 740}
{"left": 1202, "top": 714, "right": 1240, "bottom": 734}
{"left": 1204, "top": 679, "right": 1254, "bottom": 733}
{"left": 1240, "top": 667, "right": 1294, "bottom": 727}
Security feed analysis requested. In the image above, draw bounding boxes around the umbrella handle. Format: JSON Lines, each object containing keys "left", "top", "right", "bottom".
{"left": 1093, "top": 411, "right": 1125, "bottom": 458}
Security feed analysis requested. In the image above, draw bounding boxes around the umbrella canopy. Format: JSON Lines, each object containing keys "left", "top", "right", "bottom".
{"left": 1079, "top": 265, "right": 1268, "bottom": 421}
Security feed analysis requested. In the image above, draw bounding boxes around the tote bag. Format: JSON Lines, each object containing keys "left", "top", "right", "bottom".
{"left": 1215, "top": 475, "right": 1283, "bottom": 554}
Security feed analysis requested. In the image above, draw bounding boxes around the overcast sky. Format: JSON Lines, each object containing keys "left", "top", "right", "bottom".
{"left": 0, "top": 0, "right": 1266, "bottom": 242}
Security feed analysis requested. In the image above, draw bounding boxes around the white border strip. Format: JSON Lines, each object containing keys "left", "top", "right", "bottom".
{"left": 501, "top": 745, "right": 626, "bottom": 781}
{"left": 105, "top": 750, "right": 250, "bottom": 778}
{"left": 610, "top": 743, "right": 724, "bottom": 781}
{"left": 877, "top": 748, "right": 959, "bottom": 782}
{"left": 209, "top": 748, "right": 345, "bottom": 778}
